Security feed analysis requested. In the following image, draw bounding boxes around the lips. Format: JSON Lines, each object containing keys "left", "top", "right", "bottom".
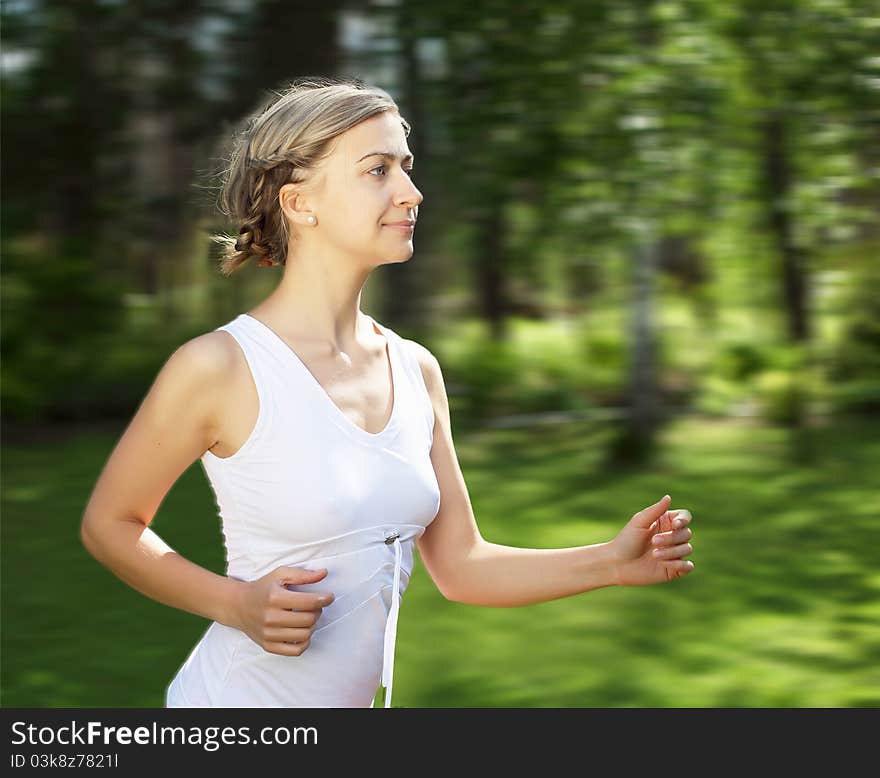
{"left": 383, "top": 220, "right": 416, "bottom": 234}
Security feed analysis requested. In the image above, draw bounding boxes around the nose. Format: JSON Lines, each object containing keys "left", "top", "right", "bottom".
{"left": 394, "top": 172, "right": 423, "bottom": 209}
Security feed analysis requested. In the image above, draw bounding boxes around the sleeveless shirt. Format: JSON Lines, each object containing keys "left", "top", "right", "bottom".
{"left": 164, "top": 312, "right": 441, "bottom": 708}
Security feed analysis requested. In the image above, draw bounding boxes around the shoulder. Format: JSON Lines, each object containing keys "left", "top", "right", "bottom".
{"left": 128, "top": 329, "right": 241, "bottom": 446}
{"left": 167, "top": 329, "right": 241, "bottom": 380}
{"left": 152, "top": 330, "right": 243, "bottom": 416}
{"left": 401, "top": 337, "right": 445, "bottom": 402}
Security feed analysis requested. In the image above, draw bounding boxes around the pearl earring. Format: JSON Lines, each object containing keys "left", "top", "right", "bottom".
{"left": 307, "top": 215, "right": 315, "bottom": 224}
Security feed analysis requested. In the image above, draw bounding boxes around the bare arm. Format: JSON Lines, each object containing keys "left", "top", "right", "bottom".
{"left": 413, "top": 343, "right": 618, "bottom": 607}
{"left": 80, "top": 333, "right": 244, "bottom": 627}
{"left": 441, "top": 541, "right": 618, "bottom": 608}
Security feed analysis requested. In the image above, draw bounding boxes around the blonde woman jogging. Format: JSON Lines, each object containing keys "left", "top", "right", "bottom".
{"left": 80, "top": 77, "right": 696, "bottom": 709}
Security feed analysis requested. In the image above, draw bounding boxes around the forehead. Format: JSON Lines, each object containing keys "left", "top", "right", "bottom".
{"left": 333, "top": 112, "right": 412, "bottom": 165}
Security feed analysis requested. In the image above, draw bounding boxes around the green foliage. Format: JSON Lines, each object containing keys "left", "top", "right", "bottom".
{"left": 1, "top": 0, "right": 876, "bottom": 437}
{"left": 717, "top": 340, "right": 769, "bottom": 383}
{"left": 754, "top": 369, "right": 810, "bottom": 426}
{"left": 453, "top": 336, "right": 522, "bottom": 426}
{"left": 826, "top": 259, "right": 880, "bottom": 416}
{"left": 579, "top": 329, "right": 627, "bottom": 373}
{"left": 697, "top": 338, "right": 830, "bottom": 426}
{"left": 435, "top": 318, "right": 605, "bottom": 430}
{"left": 750, "top": 344, "right": 811, "bottom": 426}
{"left": 575, "top": 328, "right": 627, "bottom": 404}
{"left": 1, "top": 242, "right": 126, "bottom": 421}
{"left": 74, "top": 319, "right": 206, "bottom": 420}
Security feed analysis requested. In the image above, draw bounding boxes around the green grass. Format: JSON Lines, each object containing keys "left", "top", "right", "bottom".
{"left": 3, "top": 413, "right": 879, "bottom": 708}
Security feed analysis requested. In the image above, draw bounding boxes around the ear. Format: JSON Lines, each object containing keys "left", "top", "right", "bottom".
{"left": 278, "top": 183, "right": 315, "bottom": 228}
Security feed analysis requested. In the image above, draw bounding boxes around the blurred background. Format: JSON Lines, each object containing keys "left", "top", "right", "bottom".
{"left": 2, "top": 0, "right": 878, "bottom": 707}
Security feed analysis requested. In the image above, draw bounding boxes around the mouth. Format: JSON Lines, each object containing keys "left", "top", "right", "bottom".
{"left": 383, "top": 222, "right": 415, "bottom": 232}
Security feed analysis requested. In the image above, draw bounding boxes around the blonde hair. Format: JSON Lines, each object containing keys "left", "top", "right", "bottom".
{"left": 210, "top": 76, "right": 410, "bottom": 276}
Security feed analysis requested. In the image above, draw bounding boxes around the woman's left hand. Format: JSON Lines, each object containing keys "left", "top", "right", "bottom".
{"left": 608, "top": 495, "right": 695, "bottom": 586}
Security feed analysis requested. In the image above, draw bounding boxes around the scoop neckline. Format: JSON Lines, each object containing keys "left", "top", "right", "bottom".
{"left": 241, "top": 312, "right": 401, "bottom": 443}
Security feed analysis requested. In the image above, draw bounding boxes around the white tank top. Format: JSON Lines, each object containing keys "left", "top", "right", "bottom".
{"left": 164, "top": 312, "right": 440, "bottom": 708}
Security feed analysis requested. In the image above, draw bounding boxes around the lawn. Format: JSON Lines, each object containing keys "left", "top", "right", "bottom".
{"left": 2, "top": 413, "right": 878, "bottom": 707}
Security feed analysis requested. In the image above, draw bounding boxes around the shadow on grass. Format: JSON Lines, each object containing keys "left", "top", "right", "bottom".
{"left": 2, "top": 413, "right": 878, "bottom": 706}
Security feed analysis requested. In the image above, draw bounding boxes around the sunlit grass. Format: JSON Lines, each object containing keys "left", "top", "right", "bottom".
{"left": 3, "top": 412, "right": 877, "bottom": 707}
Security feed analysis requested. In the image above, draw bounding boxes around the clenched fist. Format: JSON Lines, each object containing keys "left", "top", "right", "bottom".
{"left": 230, "top": 566, "right": 335, "bottom": 656}
{"left": 609, "top": 495, "right": 696, "bottom": 586}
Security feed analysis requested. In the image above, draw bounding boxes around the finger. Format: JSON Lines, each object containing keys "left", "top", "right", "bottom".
{"left": 278, "top": 566, "right": 328, "bottom": 584}
{"left": 264, "top": 626, "right": 313, "bottom": 643}
{"left": 264, "top": 603, "right": 324, "bottom": 628}
{"left": 632, "top": 495, "right": 672, "bottom": 529}
{"left": 651, "top": 527, "right": 693, "bottom": 546}
{"left": 657, "top": 509, "right": 680, "bottom": 536}
{"left": 662, "top": 559, "right": 695, "bottom": 576}
{"left": 649, "top": 512, "right": 680, "bottom": 535}
{"left": 652, "top": 542, "right": 693, "bottom": 559}
{"left": 265, "top": 638, "right": 310, "bottom": 656}
{"left": 672, "top": 510, "right": 693, "bottom": 529}
{"left": 279, "top": 588, "right": 335, "bottom": 609}
{"left": 277, "top": 609, "right": 322, "bottom": 628}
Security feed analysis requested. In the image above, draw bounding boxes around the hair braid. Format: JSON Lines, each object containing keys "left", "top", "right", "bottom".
{"left": 235, "top": 171, "right": 278, "bottom": 267}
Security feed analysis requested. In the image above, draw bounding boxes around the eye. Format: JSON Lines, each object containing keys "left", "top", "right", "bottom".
{"left": 368, "top": 165, "right": 416, "bottom": 179}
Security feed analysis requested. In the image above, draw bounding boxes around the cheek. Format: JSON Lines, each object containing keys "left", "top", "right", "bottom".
{"left": 327, "top": 181, "right": 388, "bottom": 233}
{"left": 329, "top": 204, "right": 383, "bottom": 238}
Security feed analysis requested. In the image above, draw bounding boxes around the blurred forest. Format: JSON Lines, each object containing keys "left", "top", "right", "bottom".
{"left": 2, "top": 0, "right": 878, "bottom": 444}
{"left": 2, "top": 0, "right": 879, "bottom": 707}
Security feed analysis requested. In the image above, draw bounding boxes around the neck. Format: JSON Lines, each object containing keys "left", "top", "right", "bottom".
{"left": 250, "top": 249, "right": 375, "bottom": 355}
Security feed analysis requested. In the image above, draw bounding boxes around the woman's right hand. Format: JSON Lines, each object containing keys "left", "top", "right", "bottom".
{"left": 231, "top": 566, "right": 334, "bottom": 656}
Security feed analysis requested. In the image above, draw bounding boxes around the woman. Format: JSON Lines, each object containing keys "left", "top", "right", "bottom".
{"left": 80, "top": 77, "right": 695, "bottom": 709}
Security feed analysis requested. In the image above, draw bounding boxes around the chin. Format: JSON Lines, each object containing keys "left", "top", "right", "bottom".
{"left": 379, "top": 250, "right": 413, "bottom": 266}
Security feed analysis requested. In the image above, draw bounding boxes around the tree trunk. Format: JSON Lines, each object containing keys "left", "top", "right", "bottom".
{"left": 630, "top": 234, "right": 660, "bottom": 435}
{"left": 760, "top": 109, "right": 811, "bottom": 342}
{"left": 475, "top": 203, "right": 508, "bottom": 342}
{"left": 608, "top": 225, "right": 661, "bottom": 466}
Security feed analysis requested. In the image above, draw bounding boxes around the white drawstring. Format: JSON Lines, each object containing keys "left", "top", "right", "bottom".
{"left": 380, "top": 531, "right": 402, "bottom": 708}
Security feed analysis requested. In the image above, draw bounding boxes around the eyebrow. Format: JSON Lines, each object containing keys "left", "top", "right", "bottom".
{"left": 356, "top": 151, "right": 414, "bottom": 164}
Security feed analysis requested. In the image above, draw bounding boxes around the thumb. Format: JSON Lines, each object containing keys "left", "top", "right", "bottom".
{"left": 631, "top": 494, "right": 671, "bottom": 528}
{"left": 278, "top": 566, "right": 328, "bottom": 585}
